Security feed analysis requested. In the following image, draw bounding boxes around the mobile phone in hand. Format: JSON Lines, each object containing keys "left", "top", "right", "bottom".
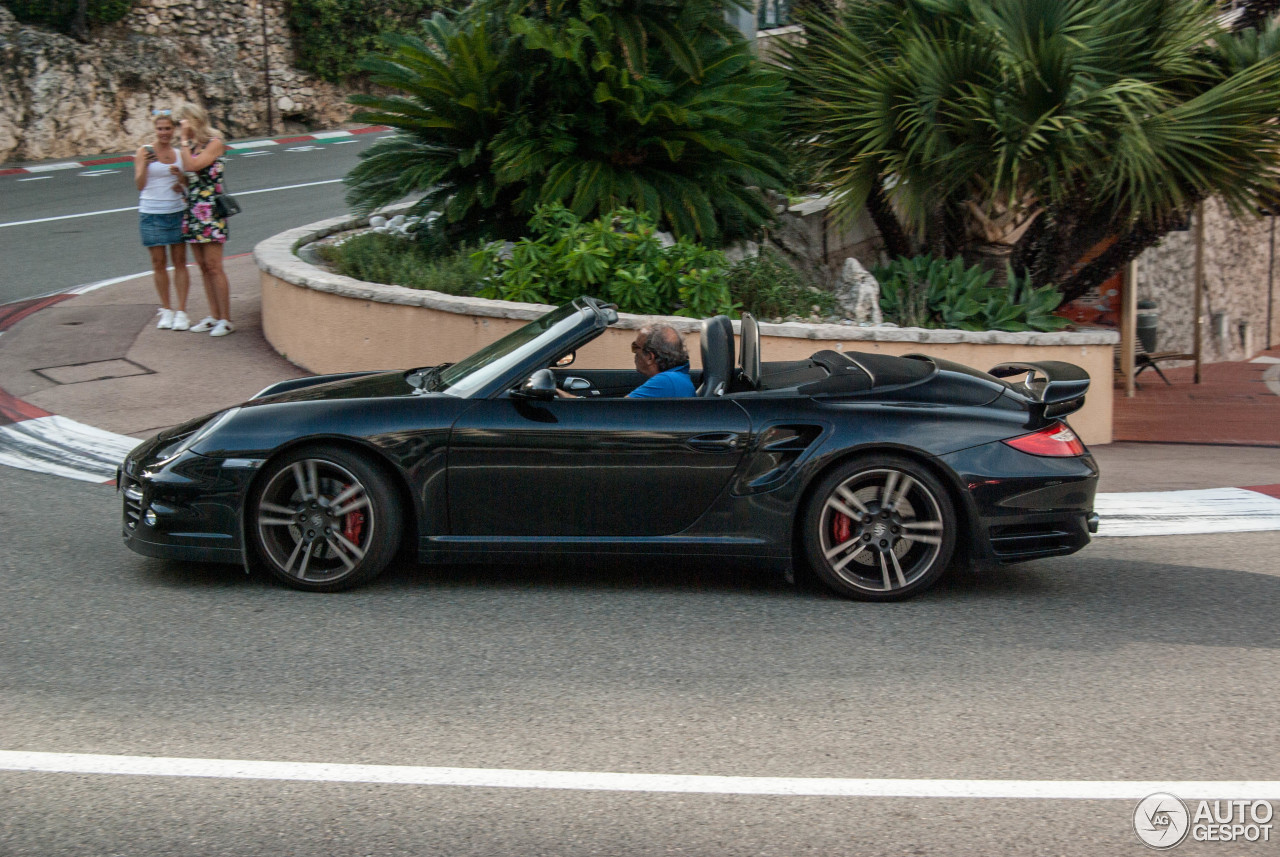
{"left": 144, "top": 145, "right": 156, "bottom": 161}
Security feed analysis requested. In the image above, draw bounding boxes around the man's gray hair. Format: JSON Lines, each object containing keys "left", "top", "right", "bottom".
{"left": 641, "top": 324, "right": 689, "bottom": 372}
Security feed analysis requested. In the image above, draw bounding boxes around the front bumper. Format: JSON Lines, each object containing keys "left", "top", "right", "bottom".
{"left": 118, "top": 446, "right": 258, "bottom": 565}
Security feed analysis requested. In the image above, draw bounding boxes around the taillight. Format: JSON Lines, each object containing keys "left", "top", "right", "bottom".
{"left": 1003, "top": 423, "right": 1085, "bottom": 457}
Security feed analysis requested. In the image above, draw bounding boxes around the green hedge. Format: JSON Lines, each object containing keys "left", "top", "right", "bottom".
{"left": 285, "top": 0, "right": 455, "bottom": 83}
{"left": 2, "top": 0, "right": 133, "bottom": 32}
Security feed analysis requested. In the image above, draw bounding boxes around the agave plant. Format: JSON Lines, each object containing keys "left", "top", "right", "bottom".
{"left": 782, "top": 0, "right": 1280, "bottom": 301}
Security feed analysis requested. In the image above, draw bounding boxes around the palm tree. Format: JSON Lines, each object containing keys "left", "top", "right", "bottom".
{"left": 346, "top": 2, "right": 789, "bottom": 249}
{"left": 780, "top": 0, "right": 1280, "bottom": 300}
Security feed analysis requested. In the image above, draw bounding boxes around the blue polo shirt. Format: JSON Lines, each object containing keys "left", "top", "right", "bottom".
{"left": 628, "top": 364, "right": 695, "bottom": 398}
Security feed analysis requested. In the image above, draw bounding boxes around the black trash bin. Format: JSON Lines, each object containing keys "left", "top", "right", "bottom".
{"left": 1136, "top": 299, "right": 1159, "bottom": 353}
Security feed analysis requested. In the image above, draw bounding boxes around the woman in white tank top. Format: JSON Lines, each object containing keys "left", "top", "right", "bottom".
{"left": 133, "top": 110, "right": 191, "bottom": 330}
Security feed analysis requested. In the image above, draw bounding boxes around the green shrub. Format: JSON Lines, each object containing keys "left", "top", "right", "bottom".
{"left": 873, "top": 256, "right": 1069, "bottom": 332}
{"left": 317, "top": 232, "right": 483, "bottom": 296}
{"left": 3, "top": 0, "right": 133, "bottom": 32}
{"left": 474, "top": 205, "right": 734, "bottom": 318}
{"left": 724, "top": 248, "right": 838, "bottom": 320}
{"left": 285, "top": 0, "right": 455, "bottom": 83}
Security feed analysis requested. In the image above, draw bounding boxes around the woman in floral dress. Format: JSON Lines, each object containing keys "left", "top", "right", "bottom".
{"left": 175, "top": 103, "right": 233, "bottom": 337}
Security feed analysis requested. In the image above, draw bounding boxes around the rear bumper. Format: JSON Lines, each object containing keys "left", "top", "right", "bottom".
{"left": 940, "top": 442, "right": 1099, "bottom": 564}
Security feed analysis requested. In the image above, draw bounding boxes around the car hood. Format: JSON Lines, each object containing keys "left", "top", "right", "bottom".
{"left": 248, "top": 370, "right": 429, "bottom": 405}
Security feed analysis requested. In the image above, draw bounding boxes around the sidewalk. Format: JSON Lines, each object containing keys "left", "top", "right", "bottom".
{"left": 1, "top": 258, "right": 1279, "bottom": 532}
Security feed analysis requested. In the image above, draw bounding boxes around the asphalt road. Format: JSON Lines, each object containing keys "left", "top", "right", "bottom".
{"left": 2, "top": 466, "right": 1278, "bottom": 855}
{"left": 0, "top": 133, "right": 390, "bottom": 303}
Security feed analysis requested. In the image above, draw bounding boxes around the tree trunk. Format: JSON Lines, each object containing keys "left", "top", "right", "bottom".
{"left": 864, "top": 181, "right": 915, "bottom": 260}
{"left": 70, "top": 0, "right": 89, "bottom": 41}
{"left": 1056, "top": 221, "right": 1166, "bottom": 304}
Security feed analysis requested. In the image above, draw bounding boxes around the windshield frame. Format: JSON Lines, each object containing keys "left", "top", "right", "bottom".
{"left": 436, "top": 299, "right": 609, "bottom": 399}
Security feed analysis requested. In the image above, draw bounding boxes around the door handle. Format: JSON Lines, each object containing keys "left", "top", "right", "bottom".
{"left": 686, "top": 432, "right": 740, "bottom": 452}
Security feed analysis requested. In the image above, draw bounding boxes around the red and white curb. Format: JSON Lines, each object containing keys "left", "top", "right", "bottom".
{"left": 0, "top": 126, "right": 390, "bottom": 176}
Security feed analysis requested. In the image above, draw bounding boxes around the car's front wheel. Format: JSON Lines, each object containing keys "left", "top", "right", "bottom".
{"left": 249, "top": 445, "right": 401, "bottom": 592}
{"left": 802, "top": 456, "right": 957, "bottom": 601}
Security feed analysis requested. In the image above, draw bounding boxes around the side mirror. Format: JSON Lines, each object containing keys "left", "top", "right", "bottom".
{"left": 554, "top": 351, "right": 576, "bottom": 368}
{"left": 511, "top": 368, "right": 557, "bottom": 401}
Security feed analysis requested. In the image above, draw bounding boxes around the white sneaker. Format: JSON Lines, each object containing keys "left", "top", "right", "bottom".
{"left": 156, "top": 308, "right": 175, "bottom": 330}
{"left": 209, "top": 319, "right": 235, "bottom": 337}
{"left": 171, "top": 310, "right": 190, "bottom": 331}
{"left": 189, "top": 316, "right": 217, "bottom": 332}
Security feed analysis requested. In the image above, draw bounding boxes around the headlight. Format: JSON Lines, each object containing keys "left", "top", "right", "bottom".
{"left": 153, "top": 408, "right": 240, "bottom": 465}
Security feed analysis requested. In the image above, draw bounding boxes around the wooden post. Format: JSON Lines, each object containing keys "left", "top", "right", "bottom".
{"left": 1122, "top": 259, "right": 1137, "bottom": 397}
{"left": 1193, "top": 201, "right": 1205, "bottom": 384}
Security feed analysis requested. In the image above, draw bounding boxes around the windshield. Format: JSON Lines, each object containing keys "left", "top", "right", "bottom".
{"left": 438, "top": 302, "right": 588, "bottom": 398}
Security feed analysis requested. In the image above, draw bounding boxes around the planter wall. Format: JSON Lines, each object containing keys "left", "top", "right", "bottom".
{"left": 255, "top": 217, "right": 1119, "bottom": 444}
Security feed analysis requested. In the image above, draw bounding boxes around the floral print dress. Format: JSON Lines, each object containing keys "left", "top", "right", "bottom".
{"left": 182, "top": 147, "right": 228, "bottom": 244}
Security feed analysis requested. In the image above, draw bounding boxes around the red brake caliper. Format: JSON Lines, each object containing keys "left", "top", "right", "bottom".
{"left": 341, "top": 484, "right": 365, "bottom": 545}
{"left": 831, "top": 511, "right": 852, "bottom": 544}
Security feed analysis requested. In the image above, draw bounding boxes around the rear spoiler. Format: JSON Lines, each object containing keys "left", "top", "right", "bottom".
{"left": 988, "top": 361, "right": 1090, "bottom": 421}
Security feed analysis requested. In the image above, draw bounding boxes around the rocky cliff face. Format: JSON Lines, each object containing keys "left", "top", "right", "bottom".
{"left": 0, "top": 0, "right": 353, "bottom": 164}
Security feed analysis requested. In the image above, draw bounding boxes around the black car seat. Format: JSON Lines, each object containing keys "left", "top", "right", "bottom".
{"left": 698, "top": 315, "right": 735, "bottom": 397}
{"left": 740, "top": 312, "right": 760, "bottom": 391}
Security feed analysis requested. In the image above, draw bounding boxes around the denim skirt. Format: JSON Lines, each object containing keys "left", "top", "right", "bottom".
{"left": 140, "top": 211, "right": 184, "bottom": 247}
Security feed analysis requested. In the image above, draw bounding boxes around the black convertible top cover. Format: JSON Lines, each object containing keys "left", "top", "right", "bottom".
{"left": 799, "top": 350, "right": 937, "bottom": 396}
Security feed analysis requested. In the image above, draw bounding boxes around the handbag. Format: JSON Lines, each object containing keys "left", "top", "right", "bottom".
{"left": 213, "top": 191, "right": 242, "bottom": 219}
{"left": 212, "top": 171, "right": 242, "bottom": 218}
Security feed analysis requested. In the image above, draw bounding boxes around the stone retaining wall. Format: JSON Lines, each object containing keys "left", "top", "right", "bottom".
{"left": 0, "top": 1, "right": 351, "bottom": 164}
{"left": 255, "top": 217, "right": 1119, "bottom": 444}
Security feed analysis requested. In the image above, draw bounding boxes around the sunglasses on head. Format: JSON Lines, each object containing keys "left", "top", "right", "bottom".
{"left": 152, "top": 109, "right": 173, "bottom": 117}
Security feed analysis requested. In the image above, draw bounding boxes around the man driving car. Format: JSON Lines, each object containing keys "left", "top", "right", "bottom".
{"left": 557, "top": 324, "right": 695, "bottom": 398}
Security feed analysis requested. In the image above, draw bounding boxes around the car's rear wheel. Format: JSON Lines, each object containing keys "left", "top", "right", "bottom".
{"left": 249, "top": 445, "right": 401, "bottom": 592}
{"left": 802, "top": 456, "right": 956, "bottom": 601}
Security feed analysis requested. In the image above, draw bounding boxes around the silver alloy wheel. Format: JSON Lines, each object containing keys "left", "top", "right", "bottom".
{"left": 255, "top": 457, "right": 375, "bottom": 584}
{"left": 817, "top": 466, "right": 946, "bottom": 593}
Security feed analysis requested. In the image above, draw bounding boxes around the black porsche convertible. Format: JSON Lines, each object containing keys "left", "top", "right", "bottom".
{"left": 120, "top": 296, "right": 1099, "bottom": 600}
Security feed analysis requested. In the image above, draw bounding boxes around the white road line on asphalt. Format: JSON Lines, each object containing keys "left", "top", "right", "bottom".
{"left": 17, "top": 176, "right": 51, "bottom": 182}
{"left": 23, "top": 162, "right": 82, "bottom": 173}
{"left": 0, "top": 179, "right": 343, "bottom": 228}
{"left": 1094, "top": 487, "right": 1280, "bottom": 536}
{"left": 0, "top": 416, "right": 139, "bottom": 483}
{"left": 228, "top": 139, "right": 280, "bottom": 150}
{"left": 1, "top": 751, "right": 1277, "bottom": 799}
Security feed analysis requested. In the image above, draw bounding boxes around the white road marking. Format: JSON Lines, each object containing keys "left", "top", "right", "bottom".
{"left": 1095, "top": 487, "right": 1280, "bottom": 536}
{"left": 0, "top": 205, "right": 141, "bottom": 227}
{"left": 285, "top": 145, "right": 321, "bottom": 152}
{"left": 228, "top": 139, "right": 279, "bottom": 150}
{"left": 23, "top": 162, "right": 82, "bottom": 173}
{"left": 0, "top": 179, "right": 342, "bottom": 228}
{"left": 235, "top": 151, "right": 273, "bottom": 157}
{"left": 330, "top": 139, "right": 361, "bottom": 144}
{"left": 77, "top": 170, "right": 112, "bottom": 177}
{"left": 0, "top": 751, "right": 1277, "bottom": 799}
{"left": 0, "top": 416, "right": 138, "bottom": 483}
{"left": 17, "top": 176, "right": 51, "bottom": 182}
